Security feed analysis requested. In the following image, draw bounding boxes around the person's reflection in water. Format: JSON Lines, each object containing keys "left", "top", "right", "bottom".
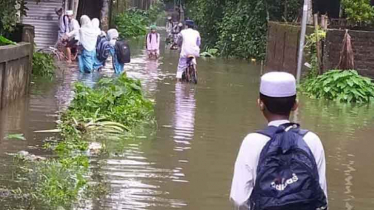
{"left": 78, "top": 71, "right": 103, "bottom": 88}
{"left": 173, "top": 83, "right": 196, "bottom": 151}
{"left": 143, "top": 59, "right": 160, "bottom": 94}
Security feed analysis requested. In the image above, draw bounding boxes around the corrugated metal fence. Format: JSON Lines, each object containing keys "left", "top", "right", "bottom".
{"left": 22, "top": 0, "right": 62, "bottom": 49}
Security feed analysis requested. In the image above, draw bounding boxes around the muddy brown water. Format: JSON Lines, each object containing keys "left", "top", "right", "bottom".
{"left": 0, "top": 38, "right": 374, "bottom": 210}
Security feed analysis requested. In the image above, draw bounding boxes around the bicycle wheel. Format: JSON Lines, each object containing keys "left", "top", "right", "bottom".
{"left": 192, "top": 66, "right": 198, "bottom": 84}
{"left": 189, "top": 65, "right": 197, "bottom": 84}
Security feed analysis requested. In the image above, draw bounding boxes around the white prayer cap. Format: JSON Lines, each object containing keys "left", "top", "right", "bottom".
{"left": 66, "top": 10, "right": 74, "bottom": 16}
{"left": 260, "top": 72, "right": 296, "bottom": 97}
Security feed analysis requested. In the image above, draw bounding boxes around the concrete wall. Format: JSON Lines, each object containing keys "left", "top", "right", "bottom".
{"left": 324, "top": 29, "right": 374, "bottom": 78}
{"left": 0, "top": 25, "right": 34, "bottom": 110}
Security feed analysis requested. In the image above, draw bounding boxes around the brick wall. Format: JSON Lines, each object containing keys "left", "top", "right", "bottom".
{"left": 324, "top": 29, "right": 374, "bottom": 78}
{"left": 266, "top": 22, "right": 374, "bottom": 79}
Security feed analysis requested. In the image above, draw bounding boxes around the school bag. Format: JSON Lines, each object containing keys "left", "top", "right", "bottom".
{"left": 115, "top": 40, "right": 131, "bottom": 64}
{"left": 96, "top": 36, "right": 111, "bottom": 62}
{"left": 249, "top": 123, "right": 327, "bottom": 210}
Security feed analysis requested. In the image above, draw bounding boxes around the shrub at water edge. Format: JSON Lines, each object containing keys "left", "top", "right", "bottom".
{"left": 301, "top": 70, "right": 374, "bottom": 103}
{"left": 14, "top": 74, "right": 154, "bottom": 209}
{"left": 115, "top": 10, "right": 148, "bottom": 38}
{"left": 32, "top": 52, "right": 56, "bottom": 78}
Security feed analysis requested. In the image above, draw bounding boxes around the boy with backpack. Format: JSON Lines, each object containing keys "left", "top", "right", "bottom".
{"left": 146, "top": 25, "right": 160, "bottom": 59}
{"left": 106, "top": 29, "right": 131, "bottom": 74}
{"left": 230, "top": 72, "right": 328, "bottom": 210}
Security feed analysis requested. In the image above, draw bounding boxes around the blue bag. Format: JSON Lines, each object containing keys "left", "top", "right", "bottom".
{"left": 249, "top": 123, "right": 327, "bottom": 210}
{"left": 96, "top": 36, "right": 111, "bottom": 63}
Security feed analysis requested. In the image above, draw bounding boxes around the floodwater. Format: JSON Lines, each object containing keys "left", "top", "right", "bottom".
{"left": 1, "top": 36, "right": 374, "bottom": 210}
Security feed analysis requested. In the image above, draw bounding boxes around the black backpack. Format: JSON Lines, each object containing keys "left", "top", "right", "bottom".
{"left": 249, "top": 123, "right": 327, "bottom": 210}
{"left": 115, "top": 40, "right": 131, "bottom": 64}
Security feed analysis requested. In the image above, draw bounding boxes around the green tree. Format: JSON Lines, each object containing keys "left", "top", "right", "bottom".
{"left": 185, "top": 0, "right": 301, "bottom": 60}
{"left": 342, "top": 0, "right": 374, "bottom": 24}
{"left": 0, "top": 0, "right": 27, "bottom": 36}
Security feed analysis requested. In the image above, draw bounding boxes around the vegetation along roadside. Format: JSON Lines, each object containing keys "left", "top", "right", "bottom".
{"left": 10, "top": 73, "right": 154, "bottom": 209}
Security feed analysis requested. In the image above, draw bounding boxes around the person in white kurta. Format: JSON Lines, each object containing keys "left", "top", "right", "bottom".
{"left": 146, "top": 25, "right": 160, "bottom": 58}
{"left": 65, "top": 18, "right": 80, "bottom": 62}
{"left": 230, "top": 72, "right": 328, "bottom": 210}
{"left": 176, "top": 20, "right": 201, "bottom": 79}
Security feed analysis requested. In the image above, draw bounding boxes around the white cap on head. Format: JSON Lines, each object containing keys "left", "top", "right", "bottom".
{"left": 260, "top": 72, "right": 297, "bottom": 97}
{"left": 66, "top": 10, "right": 73, "bottom": 16}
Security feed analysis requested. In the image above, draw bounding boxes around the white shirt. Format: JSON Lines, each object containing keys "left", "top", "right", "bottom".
{"left": 58, "top": 15, "right": 70, "bottom": 34}
{"left": 178, "top": 28, "right": 201, "bottom": 57}
{"left": 66, "top": 19, "right": 80, "bottom": 41}
{"left": 230, "top": 120, "right": 328, "bottom": 209}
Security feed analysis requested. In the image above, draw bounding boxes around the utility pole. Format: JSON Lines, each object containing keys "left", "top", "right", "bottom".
{"left": 296, "top": 0, "right": 309, "bottom": 83}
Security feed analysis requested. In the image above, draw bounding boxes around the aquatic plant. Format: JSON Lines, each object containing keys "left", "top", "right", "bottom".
{"left": 301, "top": 70, "right": 374, "bottom": 103}
{"left": 12, "top": 74, "right": 154, "bottom": 209}
{"left": 4, "top": 133, "right": 26, "bottom": 141}
{"left": 32, "top": 52, "right": 56, "bottom": 78}
{"left": 67, "top": 73, "right": 154, "bottom": 128}
{"left": 200, "top": 48, "right": 219, "bottom": 58}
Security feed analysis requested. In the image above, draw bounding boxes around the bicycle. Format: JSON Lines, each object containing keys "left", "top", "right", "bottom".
{"left": 37, "top": 46, "right": 66, "bottom": 61}
{"left": 182, "top": 55, "right": 198, "bottom": 84}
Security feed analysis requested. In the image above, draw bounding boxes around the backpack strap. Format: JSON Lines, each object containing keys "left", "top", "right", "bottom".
{"left": 257, "top": 123, "right": 303, "bottom": 138}
{"left": 63, "top": 15, "right": 69, "bottom": 32}
{"left": 257, "top": 126, "right": 279, "bottom": 138}
{"left": 298, "top": 129, "right": 309, "bottom": 137}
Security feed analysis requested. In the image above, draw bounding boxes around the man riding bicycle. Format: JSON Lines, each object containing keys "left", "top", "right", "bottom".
{"left": 166, "top": 16, "right": 174, "bottom": 41}
{"left": 176, "top": 20, "right": 201, "bottom": 81}
{"left": 170, "top": 22, "right": 183, "bottom": 50}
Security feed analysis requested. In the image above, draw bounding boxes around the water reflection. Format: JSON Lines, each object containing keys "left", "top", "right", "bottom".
{"left": 2, "top": 35, "right": 374, "bottom": 210}
{"left": 173, "top": 83, "right": 196, "bottom": 152}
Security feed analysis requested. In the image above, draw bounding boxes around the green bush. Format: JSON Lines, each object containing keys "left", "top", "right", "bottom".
{"left": 304, "top": 28, "right": 327, "bottom": 77}
{"left": 0, "top": 0, "right": 27, "bottom": 36}
{"left": 301, "top": 70, "right": 374, "bottom": 103}
{"left": 216, "top": 0, "right": 267, "bottom": 59}
{"left": 186, "top": 0, "right": 301, "bottom": 60}
{"left": 115, "top": 10, "right": 148, "bottom": 38}
{"left": 342, "top": 0, "right": 374, "bottom": 24}
{"left": 14, "top": 74, "right": 154, "bottom": 209}
{"left": 32, "top": 52, "right": 55, "bottom": 78}
{"left": 146, "top": 1, "right": 166, "bottom": 24}
{"left": 67, "top": 73, "right": 154, "bottom": 128}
